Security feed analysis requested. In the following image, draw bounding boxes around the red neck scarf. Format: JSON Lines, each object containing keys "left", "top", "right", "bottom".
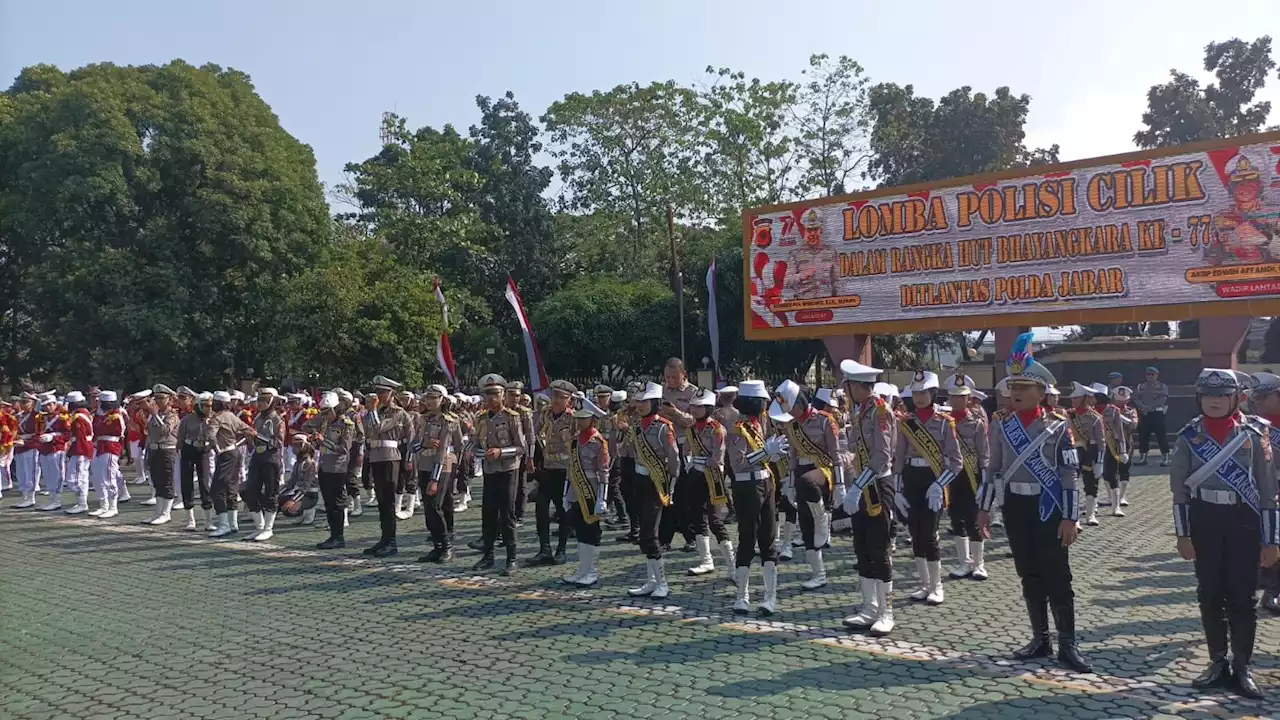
{"left": 951, "top": 407, "right": 968, "bottom": 421}
{"left": 1202, "top": 413, "right": 1239, "bottom": 444}
{"left": 1264, "top": 414, "right": 1280, "bottom": 428}
{"left": 1016, "top": 406, "right": 1043, "bottom": 425}
{"left": 914, "top": 406, "right": 934, "bottom": 423}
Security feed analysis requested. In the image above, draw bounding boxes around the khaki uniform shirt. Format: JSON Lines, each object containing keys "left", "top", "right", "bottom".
{"left": 177, "top": 413, "right": 208, "bottom": 450}
{"left": 635, "top": 415, "right": 681, "bottom": 480}
{"left": 569, "top": 429, "right": 610, "bottom": 505}
{"left": 688, "top": 418, "right": 727, "bottom": 472}
{"left": 614, "top": 409, "right": 636, "bottom": 459}
{"left": 843, "top": 397, "right": 895, "bottom": 480}
{"left": 252, "top": 409, "right": 287, "bottom": 462}
{"left": 477, "top": 407, "right": 527, "bottom": 473}
{"left": 305, "top": 413, "right": 356, "bottom": 474}
{"left": 417, "top": 410, "right": 464, "bottom": 475}
{"left": 363, "top": 405, "right": 412, "bottom": 463}
{"left": 785, "top": 409, "right": 840, "bottom": 478}
{"left": 204, "top": 410, "right": 251, "bottom": 454}
{"left": 894, "top": 409, "right": 963, "bottom": 476}
{"left": 535, "top": 408, "right": 574, "bottom": 470}
{"left": 727, "top": 418, "right": 771, "bottom": 478}
{"left": 981, "top": 409, "right": 1080, "bottom": 518}
{"left": 147, "top": 410, "right": 180, "bottom": 450}
{"left": 952, "top": 409, "right": 990, "bottom": 476}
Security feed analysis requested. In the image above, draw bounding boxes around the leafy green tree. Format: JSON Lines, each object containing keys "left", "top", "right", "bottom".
{"left": 865, "top": 84, "right": 1059, "bottom": 187}
{"left": 0, "top": 60, "right": 330, "bottom": 388}
{"left": 791, "top": 54, "right": 871, "bottom": 196}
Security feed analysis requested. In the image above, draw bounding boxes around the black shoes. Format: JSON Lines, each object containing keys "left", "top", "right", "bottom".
{"left": 473, "top": 553, "right": 495, "bottom": 571}
{"left": 373, "top": 541, "right": 398, "bottom": 558}
{"left": 1192, "top": 657, "right": 1231, "bottom": 689}
{"left": 1057, "top": 641, "right": 1093, "bottom": 673}
{"left": 552, "top": 547, "right": 567, "bottom": 565}
{"left": 363, "top": 539, "right": 388, "bottom": 556}
{"left": 1234, "top": 664, "right": 1263, "bottom": 699}
{"left": 316, "top": 537, "right": 345, "bottom": 550}
{"left": 502, "top": 558, "right": 518, "bottom": 577}
{"left": 527, "top": 547, "right": 556, "bottom": 566}
{"left": 1012, "top": 634, "right": 1054, "bottom": 660}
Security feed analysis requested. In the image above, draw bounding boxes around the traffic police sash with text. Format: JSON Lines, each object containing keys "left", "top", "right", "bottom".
{"left": 785, "top": 418, "right": 833, "bottom": 490}
{"left": 735, "top": 421, "right": 775, "bottom": 490}
{"left": 686, "top": 424, "right": 728, "bottom": 506}
{"left": 1001, "top": 413, "right": 1065, "bottom": 522}
{"left": 568, "top": 432, "right": 601, "bottom": 524}
{"left": 955, "top": 427, "right": 980, "bottom": 493}
{"left": 851, "top": 420, "right": 884, "bottom": 517}
{"left": 902, "top": 416, "right": 950, "bottom": 505}
{"left": 1182, "top": 424, "right": 1260, "bottom": 515}
{"left": 630, "top": 422, "right": 672, "bottom": 507}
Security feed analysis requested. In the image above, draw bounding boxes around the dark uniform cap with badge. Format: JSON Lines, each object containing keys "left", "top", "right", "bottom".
{"left": 480, "top": 373, "right": 507, "bottom": 394}
{"left": 176, "top": 385, "right": 196, "bottom": 398}
{"left": 1195, "top": 368, "right": 1239, "bottom": 397}
{"left": 152, "top": 384, "right": 176, "bottom": 397}
{"left": 506, "top": 381, "right": 524, "bottom": 393}
{"left": 549, "top": 379, "right": 578, "bottom": 396}
{"left": 593, "top": 384, "right": 613, "bottom": 396}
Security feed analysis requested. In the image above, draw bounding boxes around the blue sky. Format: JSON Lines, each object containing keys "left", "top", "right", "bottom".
{"left": 4, "top": 0, "right": 1278, "bottom": 206}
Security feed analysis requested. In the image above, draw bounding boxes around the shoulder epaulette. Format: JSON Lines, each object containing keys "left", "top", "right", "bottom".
{"left": 1051, "top": 410, "right": 1068, "bottom": 420}
{"left": 937, "top": 411, "right": 954, "bottom": 423}
{"left": 443, "top": 411, "right": 458, "bottom": 422}
{"left": 503, "top": 407, "right": 520, "bottom": 417}
{"left": 654, "top": 416, "right": 674, "bottom": 425}
{"left": 341, "top": 416, "right": 355, "bottom": 426}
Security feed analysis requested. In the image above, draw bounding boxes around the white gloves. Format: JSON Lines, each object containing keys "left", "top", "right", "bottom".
{"left": 1096, "top": 450, "right": 1105, "bottom": 469}
{"left": 690, "top": 455, "right": 708, "bottom": 471}
{"left": 39, "top": 433, "right": 53, "bottom": 443}
{"left": 1120, "top": 453, "right": 1130, "bottom": 464}
{"left": 842, "top": 485, "right": 863, "bottom": 515}
{"left": 894, "top": 490, "right": 910, "bottom": 518}
{"left": 833, "top": 482, "right": 847, "bottom": 509}
{"left": 594, "top": 498, "right": 608, "bottom": 515}
{"left": 562, "top": 494, "right": 572, "bottom": 512}
{"left": 764, "top": 435, "right": 788, "bottom": 460}
{"left": 926, "top": 482, "right": 944, "bottom": 512}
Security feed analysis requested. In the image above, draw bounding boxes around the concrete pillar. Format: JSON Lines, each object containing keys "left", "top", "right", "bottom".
{"left": 824, "top": 334, "right": 872, "bottom": 369}
{"left": 1199, "top": 316, "right": 1251, "bottom": 369}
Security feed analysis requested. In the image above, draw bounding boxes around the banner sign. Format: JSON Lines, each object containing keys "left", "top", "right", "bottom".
{"left": 742, "top": 132, "right": 1280, "bottom": 339}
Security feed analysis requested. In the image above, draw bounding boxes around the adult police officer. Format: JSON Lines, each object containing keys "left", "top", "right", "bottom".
{"left": 529, "top": 380, "right": 577, "bottom": 566}
{"left": 771, "top": 379, "right": 840, "bottom": 592}
{"left": 416, "top": 385, "right": 464, "bottom": 563}
{"left": 362, "top": 376, "right": 412, "bottom": 558}
{"left": 244, "top": 388, "right": 287, "bottom": 542}
{"left": 143, "top": 385, "right": 181, "bottom": 526}
{"left": 473, "top": 373, "right": 527, "bottom": 575}
{"left": 307, "top": 392, "right": 355, "bottom": 549}
{"left": 1169, "top": 368, "right": 1278, "bottom": 699}
{"left": 895, "top": 370, "right": 962, "bottom": 606}
{"left": 1135, "top": 366, "right": 1171, "bottom": 466}
{"left": 504, "top": 382, "right": 534, "bottom": 525}
{"left": 839, "top": 361, "right": 896, "bottom": 636}
{"left": 977, "top": 333, "right": 1091, "bottom": 673}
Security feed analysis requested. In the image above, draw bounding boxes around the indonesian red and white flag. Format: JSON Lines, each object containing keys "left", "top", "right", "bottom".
{"left": 504, "top": 276, "right": 549, "bottom": 392}
{"left": 434, "top": 278, "right": 458, "bottom": 388}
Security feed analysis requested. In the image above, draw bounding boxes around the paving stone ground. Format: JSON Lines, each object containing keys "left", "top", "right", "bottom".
{"left": 1, "top": 466, "right": 1277, "bottom": 719}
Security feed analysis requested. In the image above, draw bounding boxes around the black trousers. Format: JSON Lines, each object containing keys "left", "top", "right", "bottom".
{"left": 686, "top": 470, "right": 730, "bottom": 543}
{"left": 733, "top": 477, "right": 778, "bottom": 567}
{"left": 608, "top": 462, "right": 626, "bottom": 521}
{"left": 514, "top": 465, "right": 527, "bottom": 522}
{"left": 345, "top": 444, "right": 363, "bottom": 499}
{"left": 1138, "top": 411, "right": 1169, "bottom": 454}
{"left": 1005, "top": 492, "right": 1073, "bottom": 609}
{"left": 903, "top": 466, "right": 941, "bottom": 560}
{"left": 148, "top": 448, "right": 177, "bottom": 499}
{"left": 852, "top": 486, "right": 893, "bottom": 581}
{"left": 180, "top": 444, "right": 211, "bottom": 510}
{"left": 421, "top": 468, "right": 456, "bottom": 547}
{"left": 1079, "top": 444, "right": 1101, "bottom": 497}
{"left": 948, "top": 472, "right": 980, "bottom": 542}
{"left": 396, "top": 460, "right": 418, "bottom": 495}
{"left": 534, "top": 467, "right": 568, "bottom": 550}
{"left": 620, "top": 458, "right": 640, "bottom": 532}
{"left": 1102, "top": 452, "right": 1128, "bottom": 490}
{"left": 481, "top": 470, "right": 518, "bottom": 558}
{"left": 210, "top": 450, "right": 241, "bottom": 514}
{"left": 568, "top": 503, "right": 602, "bottom": 546}
{"left": 659, "top": 471, "right": 698, "bottom": 547}
{"left": 362, "top": 455, "right": 374, "bottom": 490}
{"left": 369, "top": 461, "right": 397, "bottom": 542}
{"left": 634, "top": 471, "right": 664, "bottom": 559}
{"left": 795, "top": 469, "right": 830, "bottom": 550}
{"left": 319, "top": 471, "right": 347, "bottom": 540}
{"left": 244, "top": 457, "right": 282, "bottom": 512}
{"left": 1190, "top": 500, "right": 1261, "bottom": 665}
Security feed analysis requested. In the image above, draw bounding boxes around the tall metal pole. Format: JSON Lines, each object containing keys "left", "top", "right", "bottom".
{"left": 667, "top": 203, "right": 685, "bottom": 365}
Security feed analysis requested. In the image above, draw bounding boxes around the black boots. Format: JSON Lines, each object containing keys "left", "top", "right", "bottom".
{"left": 552, "top": 541, "right": 568, "bottom": 566}
{"left": 502, "top": 547, "right": 518, "bottom": 577}
{"left": 1194, "top": 607, "right": 1231, "bottom": 689}
{"left": 418, "top": 542, "right": 454, "bottom": 563}
{"left": 363, "top": 538, "right": 389, "bottom": 556}
{"left": 1052, "top": 600, "right": 1093, "bottom": 673}
{"left": 1233, "top": 663, "right": 1263, "bottom": 699}
{"left": 1192, "top": 656, "right": 1231, "bottom": 689}
{"left": 1012, "top": 596, "right": 1054, "bottom": 660}
{"left": 1229, "top": 609, "right": 1262, "bottom": 699}
{"left": 317, "top": 536, "right": 345, "bottom": 550}
{"left": 527, "top": 545, "right": 556, "bottom": 566}
{"left": 473, "top": 552, "right": 495, "bottom": 571}
{"left": 373, "top": 540, "right": 398, "bottom": 558}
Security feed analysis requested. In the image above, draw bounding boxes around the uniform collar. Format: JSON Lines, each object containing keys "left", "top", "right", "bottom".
{"left": 1015, "top": 406, "right": 1043, "bottom": 425}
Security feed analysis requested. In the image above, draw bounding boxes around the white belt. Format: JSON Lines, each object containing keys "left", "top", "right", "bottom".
{"left": 216, "top": 444, "right": 239, "bottom": 455}
{"left": 97, "top": 435, "right": 121, "bottom": 442}
{"left": 735, "top": 470, "right": 769, "bottom": 482}
{"left": 149, "top": 443, "right": 177, "bottom": 450}
{"left": 1008, "top": 481, "right": 1041, "bottom": 496}
{"left": 552, "top": 453, "right": 569, "bottom": 461}
{"left": 908, "top": 457, "right": 932, "bottom": 468}
{"left": 635, "top": 465, "right": 650, "bottom": 476}
{"left": 370, "top": 440, "right": 399, "bottom": 448}
{"left": 1196, "top": 489, "right": 1240, "bottom": 506}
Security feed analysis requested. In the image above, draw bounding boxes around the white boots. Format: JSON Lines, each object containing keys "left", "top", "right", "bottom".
{"left": 1110, "top": 488, "right": 1125, "bottom": 516}
{"left": 870, "top": 582, "right": 895, "bottom": 635}
{"left": 100, "top": 498, "right": 119, "bottom": 519}
{"left": 779, "top": 521, "right": 796, "bottom": 561}
{"left": 843, "top": 577, "right": 880, "bottom": 630}
{"left": 1084, "top": 496, "right": 1100, "bottom": 526}
{"left": 209, "top": 512, "right": 234, "bottom": 538}
{"left": 1119, "top": 480, "right": 1130, "bottom": 507}
{"left": 205, "top": 508, "right": 218, "bottom": 532}
{"left": 800, "top": 549, "right": 827, "bottom": 590}
{"left": 13, "top": 491, "right": 36, "bottom": 509}
{"left": 733, "top": 567, "right": 750, "bottom": 614}
{"left": 351, "top": 494, "right": 364, "bottom": 517}
{"left": 628, "top": 558, "right": 669, "bottom": 599}
{"left": 37, "top": 493, "right": 63, "bottom": 511}
{"left": 145, "top": 498, "right": 174, "bottom": 525}
{"left": 252, "top": 511, "right": 277, "bottom": 542}
{"left": 183, "top": 509, "right": 197, "bottom": 530}
{"left": 295, "top": 507, "right": 317, "bottom": 526}
{"left": 949, "top": 537, "right": 972, "bottom": 578}
{"left": 244, "top": 511, "right": 265, "bottom": 540}
{"left": 970, "top": 540, "right": 988, "bottom": 580}
{"left": 720, "top": 538, "right": 736, "bottom": 582}
{"left": 910, "top": 558, "right": 945, "bottom": 602}
{"left": 393, "top": 493, "right": 409, "bottom": 520}
{"left": 688, "top": 535, "right": 716, "bottom": 575}
{"left": 758, "top": 562, "right": 778, "bottom": 615}
{"left": 562, "top": 543, "right": 599, "bottom": 586}
{"left": 64, "top": 488, "right": 89, "bottom": 515}
{"left": 88, "top": 494, "right": 110, "bottom": 517}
